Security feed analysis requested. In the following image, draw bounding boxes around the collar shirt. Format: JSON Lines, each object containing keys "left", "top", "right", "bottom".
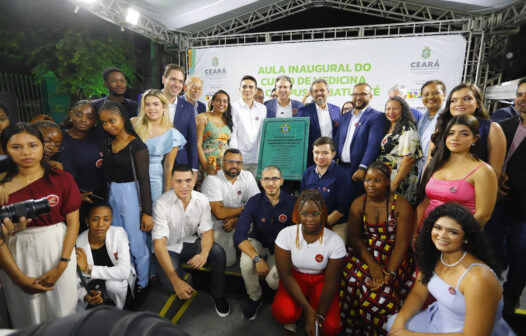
{"left": 300, "top": 161, "right": 352, "bottom": 216}
{"left": 230, "top": 99, "right": 267, "bottom": 164}
{"left": 168, "top": 96, "right": 178, "bottom": 122}
{"left": 277, "top": 100, "right": 293, "bottom": 118}
{"left": 503, "top": 116, "right": 526, "bottom": 171}
{"left": 152, "top": 190, "right": 213, "bottom": 253}
{"left": 316, "top": 103, "right": 333, "bottom": 137}
{"left": 200, "top": 170, "right": 260, "bottom": 231}
{"left": 233, "top": 190, "right": 297, "bottom": 253}
{"left": 417, "top": 105, "right": 444, "bottom": 160}
{"left": 341, "top": 107, "right": 367, "bottom": 163}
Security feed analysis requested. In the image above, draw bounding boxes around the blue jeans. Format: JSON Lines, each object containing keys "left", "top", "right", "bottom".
{"left": 157, "top": 239, "right": 226, "bottom": 299}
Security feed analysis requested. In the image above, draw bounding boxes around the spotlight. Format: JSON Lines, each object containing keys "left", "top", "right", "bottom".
{"left": 506, "top": 51, "right": 514, "bottom": 60}
{"left": 126, "top": 7, "right": 139, "bottom": 26}
{"left": 74, "top": 5, "right": 80, "bottom": 13}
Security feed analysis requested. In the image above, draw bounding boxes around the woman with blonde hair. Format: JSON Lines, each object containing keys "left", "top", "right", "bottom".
{"left": 132, "top": 89, "right": 186, "bottom": 201}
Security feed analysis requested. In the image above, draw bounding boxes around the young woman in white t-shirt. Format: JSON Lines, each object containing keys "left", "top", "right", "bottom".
{"left": 272, "top": 190, "right": 346, "bottom": 336}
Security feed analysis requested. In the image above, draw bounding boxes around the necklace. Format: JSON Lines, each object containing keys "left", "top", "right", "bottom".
{"left": 440, "top": 251, "right": 467, "bottom": 267}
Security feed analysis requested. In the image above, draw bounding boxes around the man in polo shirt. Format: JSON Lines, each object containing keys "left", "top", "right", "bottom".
{"left": 92, "top": 67, "right": 138, "bottom": 118}
{"left": 181, "top": 75, "right": 206, "bottom": 115}
{"left": 233, "top": 165, "right": 296, "bottom": 320}
{"left": 300, "top": 136, "right": 351, "bottom": 243}
{"left": 265, "top": 75, "right": 304, "bottom": 118}
{"left": 152, "top": 164, "right": 229, "bottom": 317}
{"left": 200, "top": 148, "right": 260, "bottom": 267}
{"left": 229, "top": 75, "right": 267, "bottom": 177}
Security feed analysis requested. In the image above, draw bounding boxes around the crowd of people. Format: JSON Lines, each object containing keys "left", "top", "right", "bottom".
{"left": 0, "top": 64, "right": 524, "bottom": 336}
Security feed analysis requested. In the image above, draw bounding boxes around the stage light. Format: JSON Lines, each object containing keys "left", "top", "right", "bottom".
{"left": 126, "top": 7, "right": 139, "bottom": 26}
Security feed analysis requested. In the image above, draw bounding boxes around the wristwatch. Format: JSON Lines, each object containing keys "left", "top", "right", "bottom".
{"left": 252, "top": 255, "right": 262, "bottom": 264}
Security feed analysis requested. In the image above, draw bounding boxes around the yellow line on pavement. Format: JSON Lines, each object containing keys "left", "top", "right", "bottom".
{"left": 159, "top": 294, "right": 176, "bottom": 317}
{"left": 171, "top": 291, "right": 198, "bottom": 324}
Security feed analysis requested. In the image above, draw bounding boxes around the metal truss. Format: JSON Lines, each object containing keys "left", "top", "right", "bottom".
{"left": 192, "top": 0, "right": 477, "bottom": 38}
{"left": 488, "top": 0, "right": 526, "bottom": 28}
{"left": 73, "top": 0, "right": 184, "bottom": 46}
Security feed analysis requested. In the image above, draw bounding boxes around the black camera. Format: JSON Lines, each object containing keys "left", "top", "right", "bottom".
{"left": 0, "top": 198, "right": 50, "bottom": 222}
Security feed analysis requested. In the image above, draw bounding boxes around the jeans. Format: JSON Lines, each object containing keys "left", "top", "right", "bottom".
{"left": 157, "top": 239, "right": 226, "bottom": 299}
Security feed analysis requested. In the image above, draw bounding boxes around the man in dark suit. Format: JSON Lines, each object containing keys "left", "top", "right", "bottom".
{"left": 487, "top": 78, "right": 526, "bottom": 314}
{"left": 92, "top": 67, "right": 138, "bottom": 118}
{"left": 334, "top": 83, "right": 386, "bottom": 199}
{"left": 161, "top": 64, "right": 198, "bottom": 179}
{"left": 181, "top": 75, "right": 206, "bottom": 115}
{"left": 297, "top": 79, "right": 340, "bottom": 165}
{"left": 264, "top": 75, "right": 304, "bottom": 118}
{"left": 491, "top": 104, "right": 518, "bottom": 122}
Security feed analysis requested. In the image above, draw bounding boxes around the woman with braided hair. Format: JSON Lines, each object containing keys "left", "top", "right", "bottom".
{"left": 272, "top": 189, "right": 346, "bottom": 336}
{"left": 339, "top": 162, "right": 415, "bottom": 335}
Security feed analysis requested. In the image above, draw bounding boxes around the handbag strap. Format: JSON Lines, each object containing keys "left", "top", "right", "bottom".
{"left": 77, "top": 266, "right": 90, "bottom": 292}
{"left": 129, "top": 144, "right": 142, "bottom": 210}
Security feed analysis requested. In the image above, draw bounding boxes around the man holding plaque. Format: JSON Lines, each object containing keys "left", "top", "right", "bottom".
{"left": 265, "top": 75, "right": 304, "bottom": 118}
{"left": 233, "top": 165, "right": 296, "bottom": 320}
{"left": 297, "top": 79, "right": 340, "bottom": 166}
{"left": 300, "top": 136, "right": 351, "bottom": 243}
{"left": 334, "top": 83, "right": 385, "bottom": 199}
{"left": 230, "top": 75, "right": 267, "bottom": 177}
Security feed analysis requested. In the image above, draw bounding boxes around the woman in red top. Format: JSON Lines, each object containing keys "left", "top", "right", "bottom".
{"left": 0, "top": 123, "right": 81, "bottom": 328}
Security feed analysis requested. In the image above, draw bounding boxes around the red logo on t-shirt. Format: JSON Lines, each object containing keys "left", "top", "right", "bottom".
{"left": 47, "top": 194, "right": 60, "bottom": 207}
{"left": 95, "top": 159, "right": 103, "bottom": 168}
{"left": 255, "top": 117, "right": 259, "bottom": 121}
{"left": 237, "top": 190, "right": 242, "bottom": 195}
{"left": 114, "top": 252, "right": 119, "bottom": 260}
{"left": 278, "top": 214, "right": 287, "bottom": 223}
{"left": 315, "top": 254, "right": 324, "bottom": 263}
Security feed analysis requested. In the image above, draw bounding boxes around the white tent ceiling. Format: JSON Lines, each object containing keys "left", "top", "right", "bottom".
{"left": 132, "top": 0, "right": 520, "bottom": 33}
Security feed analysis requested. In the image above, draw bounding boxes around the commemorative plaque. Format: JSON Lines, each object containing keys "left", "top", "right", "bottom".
{"left": 256, "top": 117, "right": 309, "bottom": 180}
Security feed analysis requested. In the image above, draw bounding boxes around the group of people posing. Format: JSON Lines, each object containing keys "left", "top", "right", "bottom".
{"left": 0, "top": 63, "right": 523, "bottom": 336}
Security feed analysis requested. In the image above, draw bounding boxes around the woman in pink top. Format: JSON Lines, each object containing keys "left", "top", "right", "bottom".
{"left": 415, "top": 114, "right": 497, "bottom": 237}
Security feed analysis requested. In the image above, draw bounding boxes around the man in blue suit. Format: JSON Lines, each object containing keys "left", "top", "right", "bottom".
{"left": 297, "top": 79, "right": 340, "bottom": 165}
{"left": 264, "top": 75, "right": 304, "bottom": 118}
{"left": 181, "top": 75, "right": 207, "bottom": 115}
{"left": 335, "top": 83, "right": 386, "bottom": 199}
{"left": 161, "top": 64, "right": 199, "bottom": 179}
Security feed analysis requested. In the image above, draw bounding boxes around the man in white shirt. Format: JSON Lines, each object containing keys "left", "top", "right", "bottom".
{"left": 229, "top": 75, "right": 267, "bottom": 176}
{"left": 201, "top": 149, "right": 260, "bottom": 267}
{"left": 264, "top": 75, "right": 304, "bottom": 118}
{"left": 153, "top": 164, "right": 230, "bottom": 317}
{"left": 181, "top": 75, "right": 206, "bottom": 115}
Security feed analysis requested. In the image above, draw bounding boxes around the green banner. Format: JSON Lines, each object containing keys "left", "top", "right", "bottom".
{"left": 257, "top": 117, "right": 310, "bottom": 180}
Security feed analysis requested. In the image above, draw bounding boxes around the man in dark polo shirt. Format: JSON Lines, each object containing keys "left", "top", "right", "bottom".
{"left": 233, "top": 165, "right": 296, "bottom": 321}
{"left": 92, "top": 67, "right": 138, "bottom": 118}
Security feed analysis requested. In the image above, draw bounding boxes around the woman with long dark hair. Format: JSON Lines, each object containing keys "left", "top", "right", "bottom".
{"left": 378, "top": 96, "right": 422, "bottom": 205}
{"left": 388, "top": 203, "right": 514, "bottom": 335}
{"left": 0, "top": 123, "right": 81, "bottom": 327}
{"left": 415, "top": 114, "right": 497, "bottom": 231}
{"left": 98, "top": 100, "right": 152, "bottom": 294}
{"left": 428, "top": 82, "right": 506, "bottom": 179}
{"left": 195, "top": 90, "right": 233, "bottom": 183}
{"left": 340, "top": 162, "right": 415, "bottom": 335}
{"left": 272, "top": 190, "right": 346, "bottom": 336}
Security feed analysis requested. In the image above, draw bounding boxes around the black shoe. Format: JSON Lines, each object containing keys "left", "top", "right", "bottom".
{"left": 243, "top": 298, "right": 262, "bottom": 320}
{"left": 133, "top": 284, "right": 148, "bottom": 308}
{"left": 212, "top": 296, "right": 230, "bottom": 317}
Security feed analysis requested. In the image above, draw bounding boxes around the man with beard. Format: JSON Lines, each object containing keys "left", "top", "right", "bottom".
{"left": 233, "top": 165, "right": 296, "bottom": 320}
{"left": 297, "top": 79, "right": 340, "bottom": 165}
{"left": 334, "top": 83, "right": 385, "bottom": 199}
{"left": 201, "top": 148, "right": 260, "bottom": 267}
{"left": 92, "top": 67, "right": 138, "bottom": 118}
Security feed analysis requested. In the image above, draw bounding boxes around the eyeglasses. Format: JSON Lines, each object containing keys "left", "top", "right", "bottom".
{"left": 44, "top": 141, "right": 64, "bottom": 152}
{"left": 261, "top": 176, "right": 281, "bottom": 183}
{"left": 351, "top": 92, "right": 369, "bottom": 97}
{"left": 298, "top": 211, "right": 322, "bottom": 218}
{"left": 223, "top": 159, "right": 242, "bottom": 165}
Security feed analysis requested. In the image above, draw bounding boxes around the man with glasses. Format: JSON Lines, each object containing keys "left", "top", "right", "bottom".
{"left": 181, "top": 75, "right": 206, "bottom": 116}
{"left": 233, "top": 165, "right": 296, "bottom": 320}
{"left": 298, "top": 79, "right": 340, "bottom": 166}
{"left": 230, "top": 75, "right": 267, "bottom": 177}
{"left": 265, "top": 75, "right": 304, "bottom": 118}
{"left": 335, "top": 83, "right": 385, "bottom": 199}
{"left": 300, "top": 136, "right": 351, "bottom": 243}
{"left": 201, "top": 148, "right": 260, "bottom": 267}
